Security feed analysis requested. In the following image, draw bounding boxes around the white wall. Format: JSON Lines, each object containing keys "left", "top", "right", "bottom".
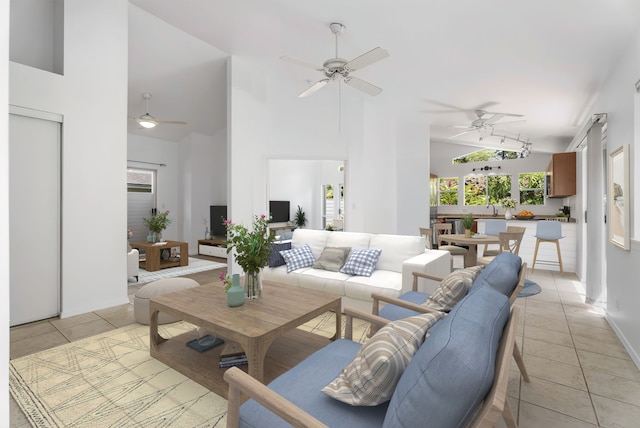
{"left": 430, "top": 140, "right": 566, "bottom": 216}
{"left": 9, "top": 0, "right": 129, "bottom": 318}
{"left": 178, "top": 129, "right": 227, "bottom": 252}
{"left": 2, "top": 0, "right": 10, "bottom": 421}
{"left": 592, "top": 29, "right": 640, "bottom": 367}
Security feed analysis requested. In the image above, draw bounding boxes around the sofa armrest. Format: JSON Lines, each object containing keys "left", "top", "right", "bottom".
{"left": 402, "top": 250, "right": 451, "bottom": 295}
{"left": 370, "top": 292, "right": 444, "bottom": 318}
{"left": 343, "top": 306, "right": 390, "bottom": 340}
{"left": 224, "top": 367, "right": 328, "bottom": 428}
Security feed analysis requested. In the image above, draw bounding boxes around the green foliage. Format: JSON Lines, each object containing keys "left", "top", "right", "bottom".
{"left": 461, "top": 214, "right": 474, "bottom": 230}
{"left": 487, "top": 175, "right": 511, "bottom": 204}
{"left": 438, "top": 177, "right": 459, "bottom": 205}
{"left": 142, "top": 210, "right": 172, "bottom": 233}
{"left": 294, "top": 205, "right": 307, "bottom": 228}
{"left": 225, "top": 214, "right": 276, "bottom": 274}
{"left": 519, "top": 172, "right": 545, "bottom": 205}
{"left": 325, "top": 185, "right": 334, "bottom": 199}
{"left": 453, "top": 148, "right": 522, "bottom": 164}
{"left": 464, "top": 176, "right": 487, "bottom": 206}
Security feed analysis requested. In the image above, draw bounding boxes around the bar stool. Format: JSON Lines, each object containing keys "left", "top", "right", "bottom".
{"left": 532, "top": 220, "right": 565, "bottom": 274}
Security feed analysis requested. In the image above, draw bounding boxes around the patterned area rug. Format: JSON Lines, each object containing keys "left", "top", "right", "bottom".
{"left": 9, "top": 322, "right": 227, "bottom": 427}
{"left": 133, "top": 257, "right": 226, "bottom": 285}
{"left": 10, "top": 313, "right": 371, "bottom": 427}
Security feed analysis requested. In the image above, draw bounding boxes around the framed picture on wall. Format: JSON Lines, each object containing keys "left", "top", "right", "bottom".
{"left": 608, "top": 144, "right": 630, "bottom": 250}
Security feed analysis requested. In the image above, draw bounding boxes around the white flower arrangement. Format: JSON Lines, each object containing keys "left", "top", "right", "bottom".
{"left": 501, "top": 197, "right": 517, "bottom": 209}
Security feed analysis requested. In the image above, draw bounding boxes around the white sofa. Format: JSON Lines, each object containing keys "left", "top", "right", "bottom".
{"left": 127, "top": 248, "right": 139, "bottom": 282}
{"left": 262, "top": 229, "right": 451, "bottom": 312}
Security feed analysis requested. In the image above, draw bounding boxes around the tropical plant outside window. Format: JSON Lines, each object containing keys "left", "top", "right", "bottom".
{"left": 519, "top": 172, "right": 545, "bottom": 205}
{"left": 453, "top": 148, "right": 523, "bottom": 164}
{"left": 464, "top": 174, "right": 512, "bottom": 206}
{"left": 487, "top": 175, "right": 511, "bottom": 204}
{"left": 439, "top": 177, "right": 459, "bottom": 205}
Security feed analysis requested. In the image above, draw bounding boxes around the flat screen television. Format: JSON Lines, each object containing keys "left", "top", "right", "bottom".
{"left": 269, "top": 200, "right": 290, "bottom": 223}
{"left": 210, "top": 205, "right": 227, "bottom": 237}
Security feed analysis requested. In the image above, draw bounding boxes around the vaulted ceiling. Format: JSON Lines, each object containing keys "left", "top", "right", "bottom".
{"left": 128, "top": 0, "right": 640, "bottom": 153}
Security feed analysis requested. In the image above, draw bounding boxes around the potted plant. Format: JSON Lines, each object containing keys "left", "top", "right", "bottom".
{"left": 142, "top": 210, "right": 172, "bottom": 242}
{"left": 500, "top": 197, "right": 517, "bottom": 220}
{"left": 461, "top": 214, "right": 474, "bottom": 237}
{"left": 224, "top": 214, "right": 276, "bottom": 299}
{"left": 294, "top": 205, "right": 307, "bottom": 228}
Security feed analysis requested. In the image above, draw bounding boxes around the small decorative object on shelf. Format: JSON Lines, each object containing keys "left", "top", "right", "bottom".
{"left": 461, "top": 214, "right": 474, "bottom": 237}
{"left": 224, "top": 214, "right": 275, "bottom": 300}
{"left": 225, "top": 273, "right": 244, "bottom": 307}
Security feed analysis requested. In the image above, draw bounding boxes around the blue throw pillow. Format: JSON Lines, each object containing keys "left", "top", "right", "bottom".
{"left": 280, "top": 244, "right": 315, "bottom": 273}
{"left": 340, "top": 248, "right": 382, "bottom": 277}
{"left": 268, "top": 242, "right": 291, "bottom": 267}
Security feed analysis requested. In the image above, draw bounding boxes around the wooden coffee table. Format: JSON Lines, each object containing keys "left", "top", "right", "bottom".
{"left": 149, "top": 281, "right": 341, "bottom": 397}
{"left": 130, "top": 240, "right": 188, "bottom": 271}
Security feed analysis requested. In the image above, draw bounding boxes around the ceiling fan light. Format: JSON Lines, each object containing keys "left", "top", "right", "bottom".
{"left": 138, "top": 114, "right": 156, "bottom": 128}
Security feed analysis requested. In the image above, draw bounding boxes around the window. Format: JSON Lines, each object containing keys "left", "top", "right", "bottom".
{"left": 464, "top": 174, "right": 511, "bottom": 206}
{"left": 439, "top": 177, "right": 459, "bottom": 205}
{"left": 127, "top": 169, "right": 153, "bottom": 193}
{"left": 519, "top": 172, "right": 545, "bottom": 205}
{"left": 464, "top": 175, "right": 487, "bottom": 205}
{"left": 127, "top": 168, "right": 156, "bottom": 242}
{"left": 453, "top": 148, "right": 523, "bottom": 164}
{"left": 487, "top": 175, "right": 512, "bottom": 204}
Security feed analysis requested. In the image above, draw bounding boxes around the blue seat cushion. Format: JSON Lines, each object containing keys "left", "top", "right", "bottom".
{"left": 377, "top": 291, "right": 428, "bottom": 321}
{"left": 239, "top": 339, "right": 389, "bottom": 428}
{"left": 471, "top": 252, "right": 522, "bottom": 297}
{"left": 383, "top": 286, "right": 510, "bottom": 428}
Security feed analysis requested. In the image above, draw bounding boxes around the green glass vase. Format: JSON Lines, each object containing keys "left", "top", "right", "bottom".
{"left": 227, "top": 274, "right": 244, "bottom": 307}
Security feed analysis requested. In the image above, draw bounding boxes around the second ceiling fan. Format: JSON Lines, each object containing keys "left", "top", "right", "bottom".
{"left": 448, "top": 109, "right": 525, "bottom": 139}
{"left": 281, "top": 23, "right": 389, "bottom": 98}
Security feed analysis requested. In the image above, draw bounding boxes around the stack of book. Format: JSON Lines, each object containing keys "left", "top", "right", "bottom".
{"left": 218, "top": 342, "right": 247, "bottom": 368}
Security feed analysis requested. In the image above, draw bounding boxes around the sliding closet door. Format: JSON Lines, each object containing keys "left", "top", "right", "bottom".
{"left": 9, "top": 112, "right": 61, "bottom": 326}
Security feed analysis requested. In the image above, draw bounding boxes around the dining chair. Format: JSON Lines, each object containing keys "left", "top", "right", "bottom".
{"left": 483, "top": 225, "right": 525, "bottom": 257}
{"left": 482, "top": 219, "right": 507, "bottom": 256}
{"left": 433, "top": 222, "right": 467, "bottom": 270}
{"left": 477, "top": 231, "right": 524, "bottom": 266}
{"left": 419, "top": 227, "right": 433, "bottom": 250}
{"left": 532, "top": 220, "right": 565, "bottom": 274}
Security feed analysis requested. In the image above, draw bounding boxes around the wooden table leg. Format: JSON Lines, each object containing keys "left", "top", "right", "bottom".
{"left": 179, "top": 242, "right": 188, "bottom": 266}
{"left": 244, "top": 337, "right": 268, "bottom": 383}
{"left": 146, "top": 246, "right": 160, "bottom": 271}
{"left": 465, "top": 244, "right": 478, "bottom": 267}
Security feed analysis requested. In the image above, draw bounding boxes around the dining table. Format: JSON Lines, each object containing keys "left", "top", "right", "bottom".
{"left": 438, "top": 233, "right": 500, "bottom": 267}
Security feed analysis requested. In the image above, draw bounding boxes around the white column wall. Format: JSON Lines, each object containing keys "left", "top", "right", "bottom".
{"left": 9, "top": 0, "right": 129, "bottom": 318}
{"left": 2, "top": 0, "right": 10, "bottom": 421}
{"left": 592, "top": 28, "right": 640, "bottom": 367}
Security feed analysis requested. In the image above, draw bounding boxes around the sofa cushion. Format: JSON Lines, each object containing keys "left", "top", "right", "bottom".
{"left": 340, "top": 248, "right": 382, "bottom": 277}
{"left": 369, "top": 234, "right": 426, "bottom": 273}
{"left": 239, "top": 339, "right": 389, "bottom": 428}
{"left": 298, "top": 269, "right": 349, "bottom": 296}
{"left": 313, "top": 247, "right": 351, "bottom": 272}
{"left": 471, "top": 252, "right": 521, "bottom": 297}
{"left": 322, "top": 312, "right": 443, "bottom": 406}
{"left": 291, "top": 229, "right": 330, "bottom": 259}
{"left": 423, "top": 265, "right": 483, "bottom": 312}
{"left": 326, "top": 231, "right": 372, "bottom": 249}
{"left": 280, "top": 244, "right": 316, "bottom": 273}
{"left": 383, "top": 286, "right": 510, "bottom": 428}
{"left": 268, "top": 242, "right": 291, "bottom": 268}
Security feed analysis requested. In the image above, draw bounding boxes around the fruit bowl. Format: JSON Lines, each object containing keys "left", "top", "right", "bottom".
{"left": 514, "top": 215, "right": 534, "bottom": 220}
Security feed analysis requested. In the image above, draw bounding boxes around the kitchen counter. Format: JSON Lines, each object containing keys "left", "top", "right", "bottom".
{"left": 437, "top": 214, "right": 575, "bottom": 222}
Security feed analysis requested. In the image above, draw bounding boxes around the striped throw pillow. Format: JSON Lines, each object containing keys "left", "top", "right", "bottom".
{"left": 424, "top": 266, "right": 483, "bottom": 312}
{"left": 322, "top": 312, "right": 443, "bottom": 406}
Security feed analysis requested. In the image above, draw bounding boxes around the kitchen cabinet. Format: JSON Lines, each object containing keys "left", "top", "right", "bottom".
{"left": 547, "top": 152, "right": 576, "bottom": 198}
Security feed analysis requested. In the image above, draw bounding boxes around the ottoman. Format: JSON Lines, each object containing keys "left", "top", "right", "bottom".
{"left": 134, "top": 277, "right": 199, "bottom": 325}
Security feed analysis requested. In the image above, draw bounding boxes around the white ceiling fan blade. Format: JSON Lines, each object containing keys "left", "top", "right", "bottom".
{"left": 448, "top": 129, "right": 475, "bottom": 139}
{"left": 451, "top": 125, "right": 474, "bottom": 129}
{"left": 344, "top": 76, "right": 383, "bottom": 96}
{"left": 345, "top": 47, "right": 389, "bottom": 71}
{"left": 484, "top": 113, "right": 506, "bottom": 125}
{"left": 493, "top": 119, "right": 527, "bottom": 126}
{"left": 484, "top": 111, "right": 524, "bottom": 117}
{"left": 280, "top": 55, "right": 323, "bottom": 71}
{"left": 298, "top": 79, "right": 330, "bottom": 98}
{"left": 155, "top": 120, "right": 188, "bottom": 125}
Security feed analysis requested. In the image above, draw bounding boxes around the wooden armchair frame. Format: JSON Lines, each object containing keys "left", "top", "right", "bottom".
{"left": 224, "top": 305, "right": 521, "bottom": 428}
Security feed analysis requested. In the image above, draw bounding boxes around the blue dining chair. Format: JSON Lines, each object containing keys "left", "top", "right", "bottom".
{"left": 532, "top": 220, "right": 565, "bottom": 274}
{"left": 482, "top": 219, "right": 507, "bottom": 256}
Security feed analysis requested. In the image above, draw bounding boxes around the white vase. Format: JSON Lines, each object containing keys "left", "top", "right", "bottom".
{"left": 504, "top": 208, "right": 514, "bottom": 220}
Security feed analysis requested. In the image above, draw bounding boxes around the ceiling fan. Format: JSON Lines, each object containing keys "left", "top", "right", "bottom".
{"left": 448, "top": 109, "right": 525, "bottom": 139}
{"left": 132, "top": 93, "right": 187, "bottom": 129}
{"left": 281, "top": 22, "right": 389, "bottom": 98}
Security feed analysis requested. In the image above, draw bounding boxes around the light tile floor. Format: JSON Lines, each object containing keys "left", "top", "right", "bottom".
{"left": 9, "top": 261, "right": 640, "bottom": 427}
